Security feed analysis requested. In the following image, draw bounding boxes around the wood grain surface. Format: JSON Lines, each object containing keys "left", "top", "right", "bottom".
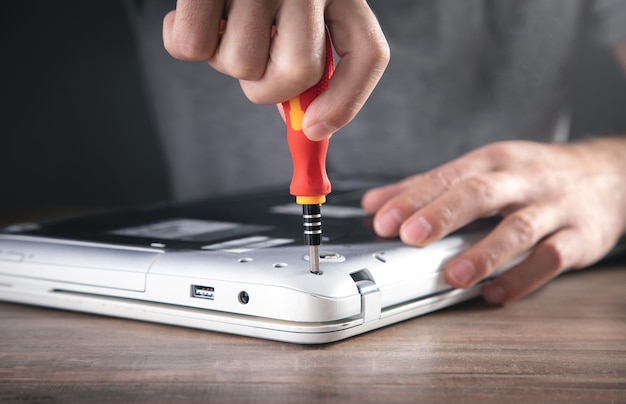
{"left": 1, "top": 261, "right": 625, "bottom": 403}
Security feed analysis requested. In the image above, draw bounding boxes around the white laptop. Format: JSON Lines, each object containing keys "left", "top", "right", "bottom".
{"left": 0, "top": 179, "right": 518, "bottom": 344}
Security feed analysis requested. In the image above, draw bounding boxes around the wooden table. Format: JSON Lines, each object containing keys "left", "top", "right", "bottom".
{"left": 1, "top": 255, "right": 624, "bottom": 402}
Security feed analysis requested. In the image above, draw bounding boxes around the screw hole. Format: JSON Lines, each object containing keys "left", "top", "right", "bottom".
{"left": 273, "top": 262, "right": 288, "bottom": 268}
{"left": 238, "top": 257, "right": 253, "bottom": 263}
{"left": 374, "top": 253, "right": 387, "bottom": 263}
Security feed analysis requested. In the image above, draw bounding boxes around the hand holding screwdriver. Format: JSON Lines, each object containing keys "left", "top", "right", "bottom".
{"left": 281, "top": 31, "right": 335, "bottom": 274}
{"left": 164, "top": 1, "right": 389, "bottom": 141}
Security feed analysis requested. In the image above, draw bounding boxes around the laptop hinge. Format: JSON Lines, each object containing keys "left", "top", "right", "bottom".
{"left": 353, "top": 279, "right": 381, "bottom": 323}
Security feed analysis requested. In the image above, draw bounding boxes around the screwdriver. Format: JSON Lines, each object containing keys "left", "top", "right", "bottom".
{"left": 281, "top": 30, "right": 335, "bottom": 275}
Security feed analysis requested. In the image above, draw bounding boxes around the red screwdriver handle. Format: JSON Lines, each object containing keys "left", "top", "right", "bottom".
{"left": 281, "top": 31, "right": 335, "bottom": 205}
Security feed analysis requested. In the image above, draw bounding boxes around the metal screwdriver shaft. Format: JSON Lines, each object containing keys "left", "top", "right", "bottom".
{"left": 303, "top": 204, "right": 322, "bottom": 274}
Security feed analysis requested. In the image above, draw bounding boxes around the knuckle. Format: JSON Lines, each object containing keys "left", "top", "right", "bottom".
{"left": 239, "top": 81, "right": 277, "bottom": 105}
{"left": 360, "top": 20, "right": 391, "bottom": 69}
{"left": 429, "top": 166, "right": 462, "bottom": 190}
{"left": 279, "top": 61, "right": 322, "bottom": 92}
{"left": 505, "top": 211, "right": 539, "bottom": 247}
{"left": 219, "top": 46, "right": 268, "bottom": 81}
{"left": 477, "top": 247, "right": 501, "bottom": 276}
{"left": 436, "top": 204, "right": 455, "bottom": 231}
{"left": 222, "top": 58, "right": 265, "bottom": 81}
{"left": 241, "top": 90, "right": 270, "bottom": 105}
{"left": 368, "top": 33, "right": 391, "bottom": 71}
{"left": 397, "top": 190, "right": 425, "bottom": 212}
{"left": 166, "top": 32, "right": 216, "bottom": 61}
{"left": 241, "top": 60, "right": 322, "bottom": 105}
{"left": 575, "top": 218, "right": 605, "bottom": 248}
{"left": 471, "top": 240, "right": 511, "bottom": 279}
{"left": 463, "top": 175, "right": 495, "bottom": 202}
{"left": 484, "top": 141, "right": 516, "bottom": 160}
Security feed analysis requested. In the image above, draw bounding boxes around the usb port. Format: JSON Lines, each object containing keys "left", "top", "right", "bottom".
{"left": 191, "top": 285, "right": 215, "bottom": 300}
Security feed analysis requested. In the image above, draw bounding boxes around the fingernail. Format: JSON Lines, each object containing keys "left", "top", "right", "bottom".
{"left": 374, "top": 210, "right": 401, "bottom": 237}
{"left": 304, "top": 122, "right": 335, "bottom": 141}
{"left": 400, "top": 216, "right": 432, "bottom": 245}
{"left": 483, "top": 284, "right": 506, "bottom": 304}
{"left": 447, "top": 259, "right": 476, "bottom": 287}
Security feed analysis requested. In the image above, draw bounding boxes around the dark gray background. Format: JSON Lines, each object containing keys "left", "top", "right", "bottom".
{"left": 1, "top": 1, "right": 625, "bottom": 216}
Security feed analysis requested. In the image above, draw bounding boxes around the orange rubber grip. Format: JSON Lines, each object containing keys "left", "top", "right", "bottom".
{"left": 281, "top": 31, "right": 335, "bottom": 205}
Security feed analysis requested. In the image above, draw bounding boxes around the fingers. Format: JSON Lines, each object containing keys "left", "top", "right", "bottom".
{"left": 362, "top": 181, "right": 411, "bottom": 214}
{"left": 444, "top": 204, "right": 565, "bottom": 291}
{"left": 402, "top": 171, "right": 530, "bottom": 246}
{"left": 211, "top": 2, "right": 277, "bottom": 80}
{"left": 163, "top": 0, "right": 226, "bottom": 61}
{"left": 365, "top": 154, "right": 502, "bottom": 239}
{"left": 481, "top": 228, "right": 583, "bottom": 304}
{"left": 165, "top": 0, "right": 277, "bottom": 78}
{"left": 368, "top": 183, "right": 435, "bottom": 238}
{"left": 238, "top": 1, "right": 327, "bottom": 104}
{"left": 301, "top": 0, "right": 390, "bottom": 140}
{"left": 163, "top": 0, "right": 389, "bottom": 139}
{"left": 244, "top": 0, "right": 390, "bottom": 138}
